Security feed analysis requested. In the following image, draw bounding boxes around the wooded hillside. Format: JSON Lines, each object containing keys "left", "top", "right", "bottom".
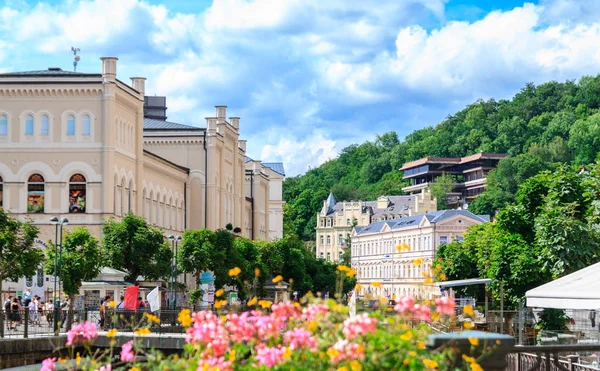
{"left": 283, "top": 75, "right": 600, "bottom": 240}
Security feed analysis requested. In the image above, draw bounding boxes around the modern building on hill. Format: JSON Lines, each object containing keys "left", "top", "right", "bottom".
{"left": 400, "top": 152, "right": 507, "bottom": 206}
{"left": 315, "top": 190, "right": 437, "bottom": 262}
{"left": 350, "top": 210, "right": 489, "bottom": 299}
{"left": 0, "top": 57, "right": 284, "bottom": 300}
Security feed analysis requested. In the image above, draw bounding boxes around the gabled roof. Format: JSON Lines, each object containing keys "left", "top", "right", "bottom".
{"left": 0, "top": 68, "right": 100, "bottom": 77}
{"left": 143, "top": 118, "right": 204, "bottom": 131}
{"left": 263, "top": 162, "right": 285, "bottom": 176}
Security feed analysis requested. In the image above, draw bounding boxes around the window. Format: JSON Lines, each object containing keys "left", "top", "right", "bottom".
{"left": 40, "top": 115, "right": 49, "bottom": 136}
{"left": 320, "top": 235, "right": 324, "bottom": 245}
{"left": 338, "top": 234, "right": 343, "bottom": 244}
{"left": 327, "top": 235, "right": 331, "bottom": 244}
{"left": 0, "top": 115, "right": 7, "bottom": 136}
{"left": 25, "top": 115, "right": 33, "bottom": 135}
{"left": 82, "top": 115, "right": 91, "bottom": 135}
{"left": 326, "top": 252, "right": 331, "bottom": 261}
{"left": 67, "top": 115, "right": 75, "bottom": 136}
{"left": 440, "top": 236, "right": 448, "bottom": 245}
{"left": 69, "top": 174, "right": 86, "bottom": 213}
{"left": 320, "top": 252, "right": 324, "bottom": 260}
{"left": 456, "top": 236, "right": 464, "bottom": 242}
{"left": 27, "top": 174, "right": 45, "bottom": 213}
{"left": 346, "top": 218, "right": 350, "bottom": 225}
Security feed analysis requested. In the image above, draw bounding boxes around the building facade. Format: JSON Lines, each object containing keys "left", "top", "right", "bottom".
{"left": 315, "top": 190, "right": 436, "bottom": 262}
{"left": 0, "top": 57, "right": 284, "bottom": 300}
{"left": 400, "top": 152, "right": 507, "bottom": 206}
{"left": 350, "top": 210, "right": 489, "bottom": 299}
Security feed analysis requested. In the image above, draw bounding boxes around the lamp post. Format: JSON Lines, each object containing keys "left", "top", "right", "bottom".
{"left": 168, "top": 235, "right": 182, "bottom": 309}
{"left": 49, "top": 216, "right": 68, "bottom": 334}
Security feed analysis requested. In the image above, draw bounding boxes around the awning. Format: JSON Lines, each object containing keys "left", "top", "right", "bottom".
{"left": 435, "top": 278, "right": 492, "bottom": 288}
{"left": 526, "top": 262, "right": 600, "bottom": 309}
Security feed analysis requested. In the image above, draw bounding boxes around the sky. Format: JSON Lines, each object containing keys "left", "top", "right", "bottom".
{"left": 1, "top": 0, "right": 600, "bottom": 176}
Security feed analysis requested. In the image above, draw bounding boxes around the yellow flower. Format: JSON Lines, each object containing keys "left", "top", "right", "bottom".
{"left": 134, "top": 328, "right": 151, "bottom": 336}
{"left": 496, "top": 340, "right": 501, "bottom": 345}
{"left": 337, "top": 265, "right": 351, "bottom": 272}
{"left": 289, "top": 278, "right": 294, "bottom": 284}
{"left": 417, "top": 341, "right": 426, "bottom": 349}
{"left": 282, "top": 347, "right": 292, "bottom": 360}
{"left": 230, "top": 349, "right": 236, "bottom": 362}
{"left": 412, "top": 258, "right": 424, "bottom": 265}
{"left": 220, "top": 315, "right": 227, "bottom": 323}
{"left": 371, "top": 282, "right": 382, "bottom": 288}
{"left": 178, "top": 309, "right": 192, "bottom": 327}
{"left": 400, "top": 331, "right": 412, "bottom": 341}
{"left": 144, "top": 312, "right": 160, "bottom": 324}
{"left": 424, "top": 276, "right": 433, "bottom": 284}
{"left": 255, "top": 267, "right": 261, "bottom": 277}
{"left": 355, "top": 284, "right": 364, "bottom": 291}
{"left": 327, "top": 347, "right": 340, "bottom": 360}
{"left": 216, "top": 289, "right": 225, "bottom": 297}
{"left": 273, "top": 275, "right": 283, "bottom": 283}
{"left": 462, "top": 355, "right": 476, "bottom": 363}
{"left": 130, "top": 368, "right": 141, "bottom": 371}
{"left": 337, "top": 367, "right": 349, "bottom": 371}
{"left": 214, "top": 300, "right": 228, "bottom": 309}
{"left": 308, "top": 320, "right": 318, "bottom": 333}
{"left": 228, "top": 267, "right": 241, "bottom": 277}
{"left": 396, "top": 243, "right": 410, "bottom": 252}
{"left": 76, "top": 353, "right": 81, "bottom": 366}
{"left": 350, "top": 360, "right": 362, "bottom": 371}
{"left": 403, "top": 359, "right": 410, "bottom": 365}
{"left": 319, "top": 352, "right": 326, "bottom": 360}
{"left": 468, "top": 337, "right": 479, "bottom": 346}
{"left": 463, "top": 305, "right": 474, "bottom": 317}
{"left": 258, "top": 300, "right": 272, "bottom": 309}
{"left": 470, "top": 363, "right": 483, "bottom": 371}
{"left": 107, "top": 328, "right": 118, "bottom": 338}
{"left": 247, "top": 296, "right": 257, "bottom": 306}
{"left": 409, "top": 351, "right": 416, "bottom": 357}
{"left": 438, "top": 273, "right": 447, "bottom": 281}
{"left": 346, "top": 269, "right": 357, "bottom": 278}
{"left": 107, "top": 301, "right": 117, "bottom": 308}
{"left": 463, "top": 321, "right": 474, "bottom": 329}
{"left": 423, "top": 359, "right": 438, "bottom": 369}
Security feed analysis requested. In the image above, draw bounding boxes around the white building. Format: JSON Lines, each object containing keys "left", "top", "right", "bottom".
{"left": 350, "top": 210, "right": 489, "bottom": 299}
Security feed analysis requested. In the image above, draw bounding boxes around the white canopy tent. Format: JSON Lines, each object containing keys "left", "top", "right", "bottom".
{"left": 526, "top": 261, "right": 600, "bottom": 309}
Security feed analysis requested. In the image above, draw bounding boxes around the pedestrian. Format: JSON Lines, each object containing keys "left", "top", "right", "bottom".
{"left": 99, "top": 295, "right": 111, "bottom": 328}
{"left": 23, "top": 288, "right": 32, "bottom": 308}
{"left": 28, "top": 298, "right": 38, "bottom": 326}
{"left": 10, "top": 298, "right": 21, "bottom": 331}
{"left": 116, "top": 295, "right": 125, "bottom": 309}
{"left": 45, "top": 301, "right": 54, "bottom": 326}
{"left": 137, "top": 296, "right": 145, "bottom": 310}
{"left": 4, "top": 296, "right": 12, "bottom": 330}
{"left": 589, "top": 310, "right": 596, "bottom": 328}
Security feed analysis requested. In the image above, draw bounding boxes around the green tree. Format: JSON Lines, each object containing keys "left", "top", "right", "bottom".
{"left": 178, "top": 229, "right": 214, "bottom": 289}
{"left": 102, "top": 212, "right": 172, "bottom": 283}
{"left": 429, "top": 173, "right": 456, "bottom": 210}
{"left": 44, "top": 227, "right": 102, "bottom": 327}
{"left": 0, "top": 210, "right": 42, "bottom": 300}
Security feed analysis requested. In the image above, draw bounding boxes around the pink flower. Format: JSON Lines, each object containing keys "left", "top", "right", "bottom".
{"left": 271, "top": 301, "right": 300, "bottom": 321}
{"left": 301, "top": 303, "right": 329, "bottom": 321}
{"left": 120, "top": 340, "right": 135, "bottom": 362}
{"left": 94, "top": 365, "right": 111, "bottom": 371}
{"left": 254, "top": 344, "right": 286, "bottom": 368}
{"left": 435, "top": 297, "right": 456, "bottom": 316}
{"left": 225, "top": 312, "right": 255, "bottom": 342}
{"left": 283, "top": 327, "right": 317, "bottom": 350}
{"left": 342, "top": 313, "right": 377, "bottom": 340}
{"left": 186, "top": 311, "right": 228, "bottom": 345}
{"left": 41, "top": 357, "right": 56, "bottom": 371}
{"left": 327, "top": 339, "right": 365, "bottom": 364}
{"left": 412, "top": 304, "right": 432, "bottom": 322}
{"left": 197, "top": 356, "right": 232, "bottom": 371}
{"left": 66, "top": 321, "right": 98, "bottom": 346}
{"left": 394, "top": 296, "right": 416, "bottom": 314}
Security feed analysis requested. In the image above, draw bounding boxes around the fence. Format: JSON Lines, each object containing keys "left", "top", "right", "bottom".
{"left": 0, "top": 309, "right": 90, "bottom": 338}
{"left": 506, "top": 345, "right": 600, "bottom": 370}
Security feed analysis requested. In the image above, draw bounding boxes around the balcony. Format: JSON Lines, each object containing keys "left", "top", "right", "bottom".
{"left": 401, "top": 182, "right": 430, "bottom": 193}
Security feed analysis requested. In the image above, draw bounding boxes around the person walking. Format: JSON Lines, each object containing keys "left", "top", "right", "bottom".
{"left": 589, "top": 310, "right": 596, "bottom": 328}
{"left": 45, "top": 301, "right": 54, "bottom": 326}
{"left": 10, "top": 298, "right": 21, "bottom": 331}
{"left": 4, "top": 296, "right": 12, "bottom": 330}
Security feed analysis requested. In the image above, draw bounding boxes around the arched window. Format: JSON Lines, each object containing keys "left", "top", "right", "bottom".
{"left": 27, "top": 174, "right": 45, "bottom": 213}
{"left": 41, "top": 115, "right": 49, "bottom": 136}
{"left": 25, "top": 115, "right": 34, "bottom": 135}
{"left": 0, "top": 175, "right": 3, "bottom": 209}
{"left": 0, "top": 115, "right": 7, "bottom": 136}
{"left": 82, "top": 115, "right": 91, "bottom": 136}
{"left": 69, "top": 174, "right": 86, "bottom": 213}
{"left": 66, "top": 115, "right": 75, "bottom": 136}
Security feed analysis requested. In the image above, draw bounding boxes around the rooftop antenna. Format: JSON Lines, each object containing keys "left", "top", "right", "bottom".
{"left": 71, "top": 47, "right": 80, "bottom": 72}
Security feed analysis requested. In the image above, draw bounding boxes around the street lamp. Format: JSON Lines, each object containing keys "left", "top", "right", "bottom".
{"left": 50, "top": 216, "right": 68, "bottom": 334}
{"left": 168, "top": 235, "right": 182, "bottom": 309}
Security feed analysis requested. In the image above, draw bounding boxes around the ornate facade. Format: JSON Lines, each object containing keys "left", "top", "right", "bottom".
{"left": 0, "top": 57, "right": 284, "bottom": 299}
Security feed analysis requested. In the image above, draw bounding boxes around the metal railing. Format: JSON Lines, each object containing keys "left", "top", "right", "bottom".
{"left": 506, "top": 345, "right": 600, "bottom": 371}
{"left": 0, "top": 309, "right": 89, "bottom": 338}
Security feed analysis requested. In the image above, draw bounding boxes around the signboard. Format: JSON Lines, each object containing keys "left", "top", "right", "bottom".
{"left": 229, "top": 292, "right": 238, "bottom": 305}
{"left": 202, "top": 284, "right": 215, "bottom": 303}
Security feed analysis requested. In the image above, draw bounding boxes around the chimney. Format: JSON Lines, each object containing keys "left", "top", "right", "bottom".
{"left": 206, "top": 117, "right": 218, "bottom": 133}
{"left": 238, "top": 139, "right": 246, "bottom": 152}
{"left": 216, "top": 106, "right": 226, "bottom": 123}
{"left": 229, "top": 116, "right": 240, "bottom": 130}
{"left": 130, "top": 77, "right": 146, "bottom": 95}
{"left": 100, "top": 57, "right": 118, "bottom": 81}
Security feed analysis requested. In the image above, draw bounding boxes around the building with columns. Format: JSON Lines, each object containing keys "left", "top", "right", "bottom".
{"left": 315, "top": 190, "right": 436, "bottom": 262}
{"left": 350, "top": 210, "right": 489, "bottom": 299}
{"left": 0, "top": 57, "right": 284, "bottom": 300}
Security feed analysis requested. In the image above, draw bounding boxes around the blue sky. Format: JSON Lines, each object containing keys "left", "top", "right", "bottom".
{"left": 1, "top": 0, "right": 600, "bottom": 175}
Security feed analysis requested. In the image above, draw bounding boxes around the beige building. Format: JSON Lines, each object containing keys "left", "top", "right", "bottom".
{"left": 350, "top": 210, "right": 489, "bottom": 299}
{"left": 315, "top": 190, "right": 436, "bottom": 262}
{"left": 0, "top": 57, "right": 284, "bottom": 300}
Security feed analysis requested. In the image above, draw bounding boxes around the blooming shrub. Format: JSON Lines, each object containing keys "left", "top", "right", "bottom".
{"left": 42, "top": 267, "right": 495, "bottom": 370}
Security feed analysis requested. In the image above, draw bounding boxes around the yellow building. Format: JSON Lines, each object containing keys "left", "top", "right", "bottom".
{"left": 0, "top": 57, "right": 284, "bottom": 299}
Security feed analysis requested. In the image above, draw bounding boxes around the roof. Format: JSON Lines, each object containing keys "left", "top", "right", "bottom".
{"left": 459, "top": 152, "right": 508, "bottom": 164}
{"left": 143, "top": 118, "right": 204, "bottom": 131}
{"left": 526, "top": 261, "right": 600, "bottom": 309}
{"left": 354, "top": 209, "right": 489, "bottom": 236}
{"left": 143, "top": 149, "right": 190, "bottom": 173}
{"left": 322, "top": 194, "right": 434, "bottom": 217}
{"left": 399, "top": 152, "right": 507, "bottom": 171}
{"left": 0, "top": 68, "right": 101, "bottom": 77}
{"left": 263, "top": 162, "right": 285, "bottom": 176}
